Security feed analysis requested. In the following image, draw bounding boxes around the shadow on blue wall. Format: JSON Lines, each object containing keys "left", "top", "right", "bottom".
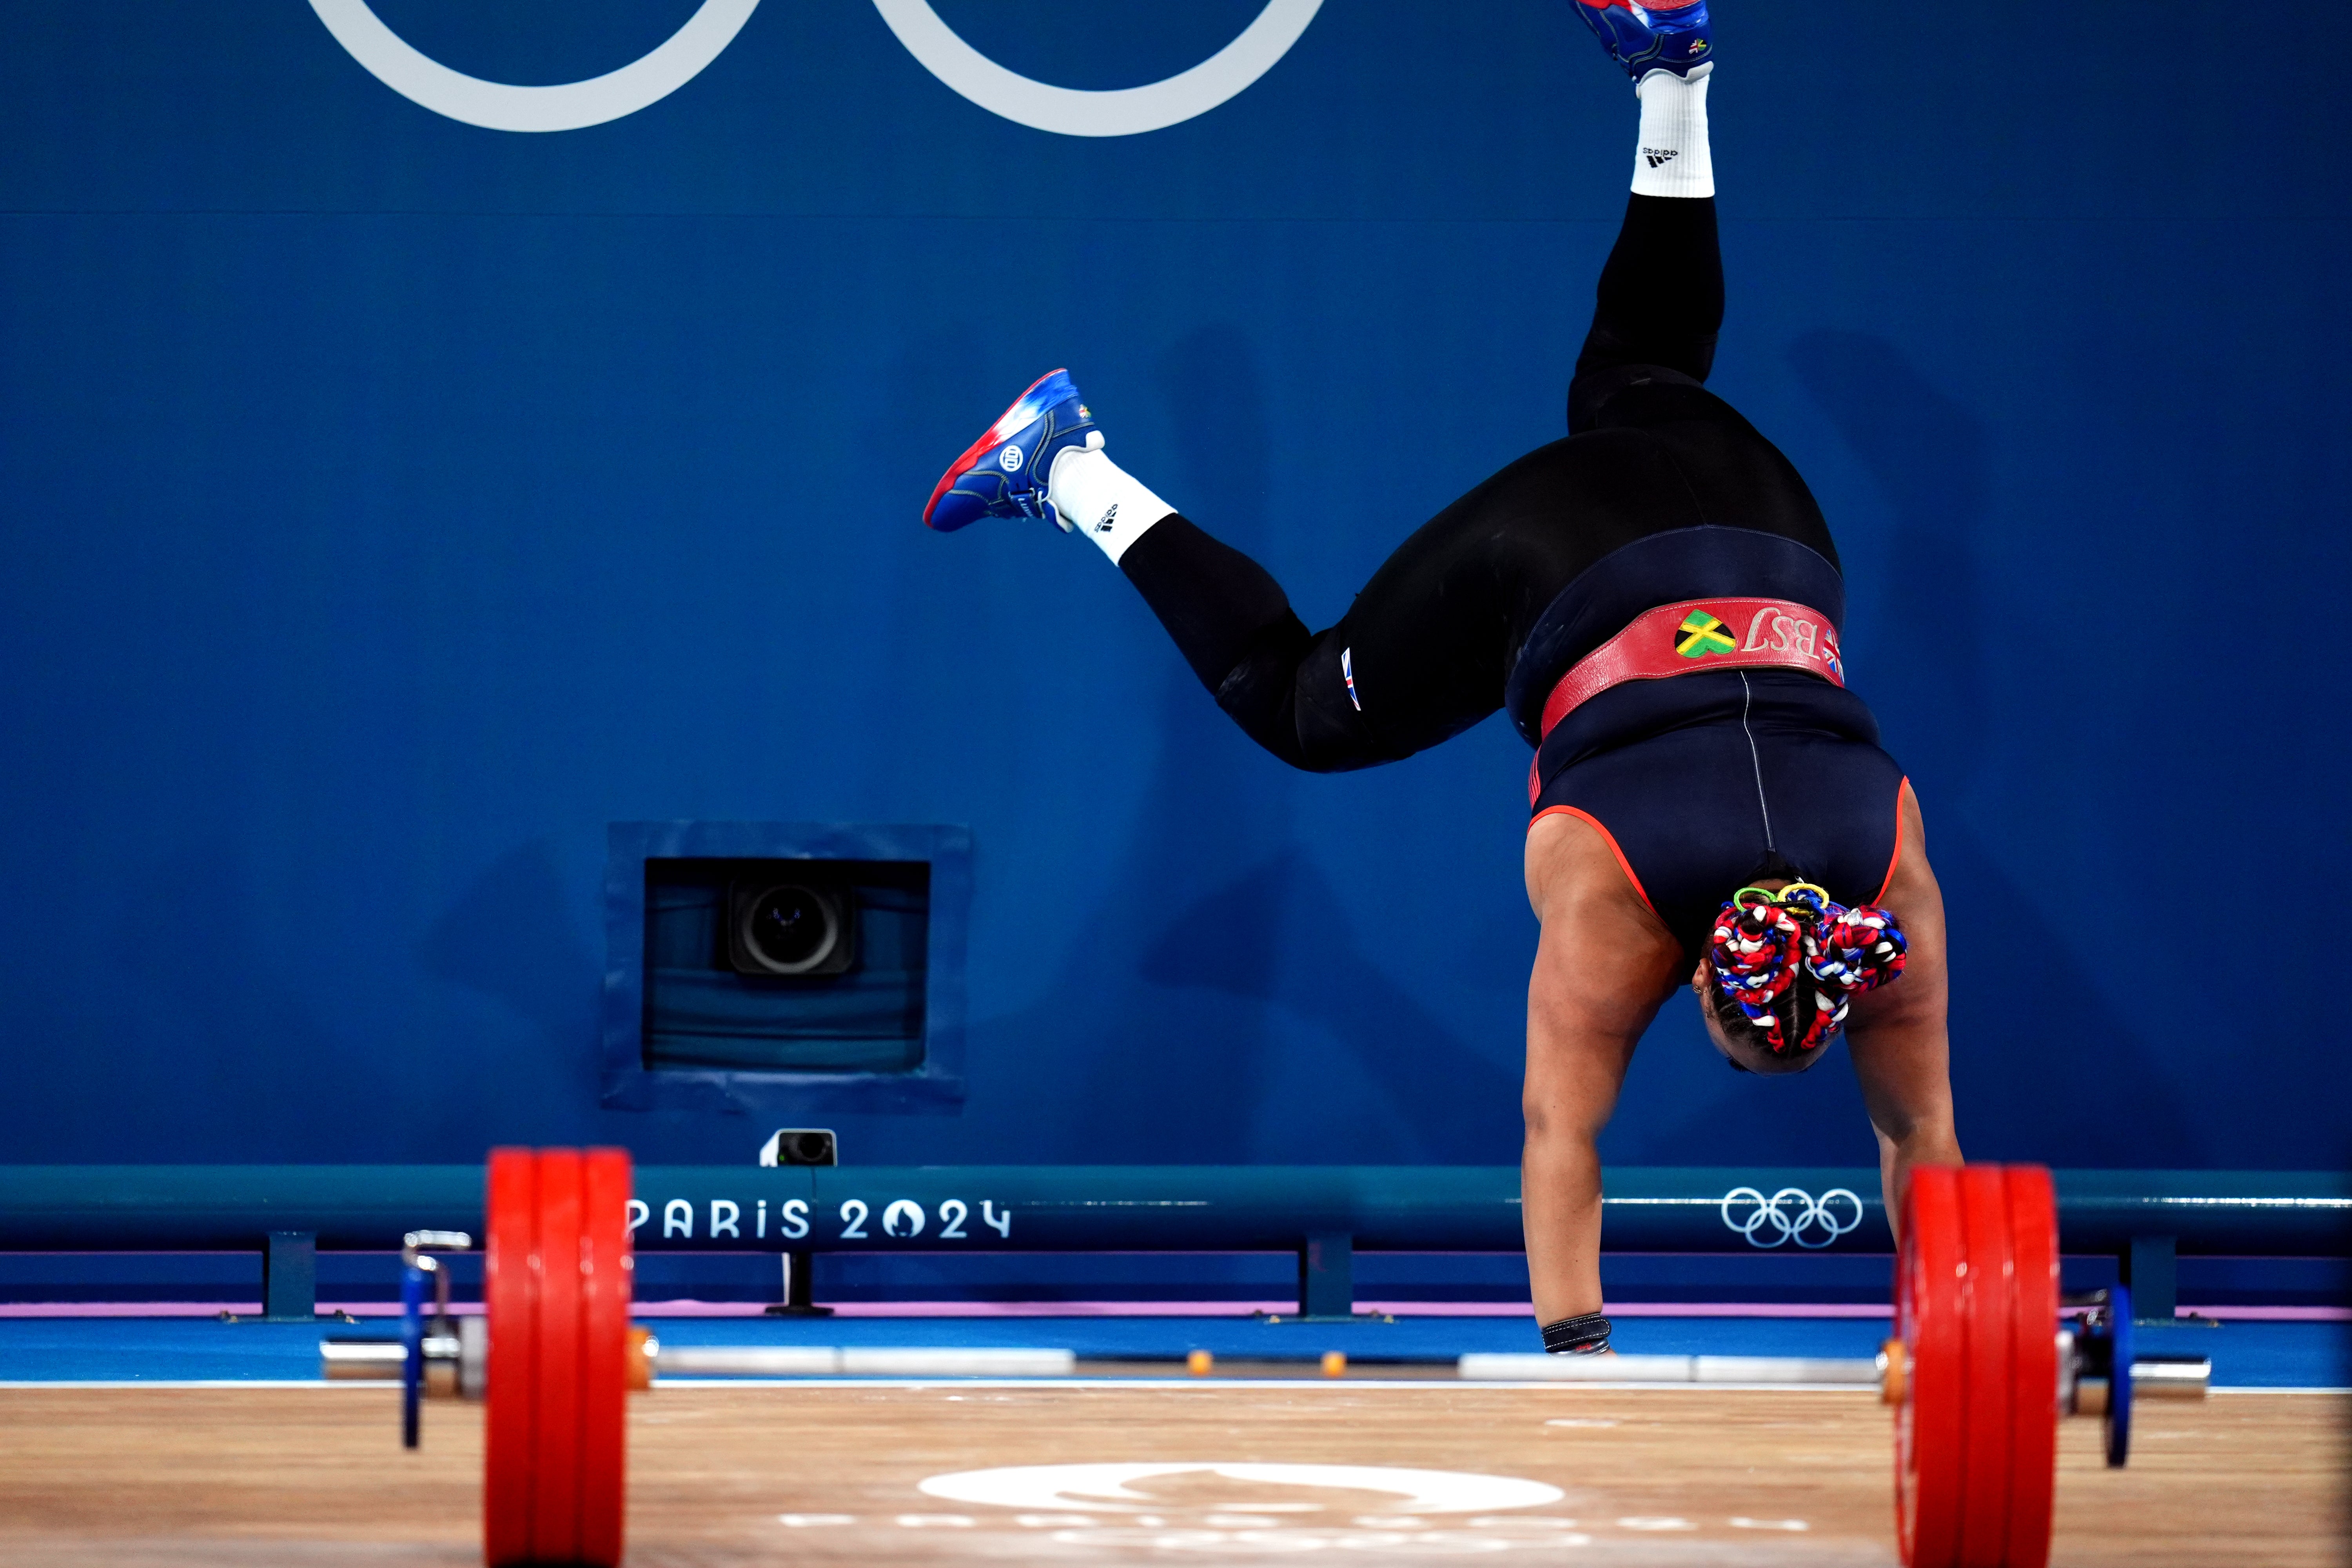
{"left": 1140, "top": 848, "right": 1523, "bottom": 1160}
{"left": 964, "top": 651, "right": 1524, "bottom": 1165}
{"left": 1786, "top": 330, "right": 2195, "bottom": 1163}
{"left": 416, "top": 839, "right": 603, "bottom": 1111}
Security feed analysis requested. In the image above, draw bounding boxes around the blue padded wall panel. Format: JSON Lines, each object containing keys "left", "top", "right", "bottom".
{"left": 0, "top": 2, "right": 2345, "bottom": 1168}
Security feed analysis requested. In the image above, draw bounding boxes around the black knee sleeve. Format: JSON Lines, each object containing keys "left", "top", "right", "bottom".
{"left": 1212, "top": 619, "right": 1396, "bottom": 774}
{"left": 1123, "top": 517, "right": 1398, "bottom": 773}
{"left": 1120, "top": 516, "right": 1295, "bottom": 692}
{"left": 1567, "top": 361, "right": 1710, "bottom": 435}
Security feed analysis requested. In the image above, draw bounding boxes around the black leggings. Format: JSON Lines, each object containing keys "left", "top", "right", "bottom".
{"left": 1118, "top": 194, "right": 1836, "bottom": 771}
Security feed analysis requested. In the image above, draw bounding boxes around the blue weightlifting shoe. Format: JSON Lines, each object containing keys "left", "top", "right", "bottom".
{"left": 1573, "top": 0, "right": 1712, "bottom": 82}
{"left": 923, "top": 369, "right": 1102, "bottom": 533}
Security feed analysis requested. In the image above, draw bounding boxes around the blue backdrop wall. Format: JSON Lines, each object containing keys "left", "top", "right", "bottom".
{"left": 2, "top": 2, "right": 2345, "bottom": 1170}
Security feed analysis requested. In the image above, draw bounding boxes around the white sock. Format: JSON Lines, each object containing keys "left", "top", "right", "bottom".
{"left": 1630, "top": 67, "right": 1713, "bottom": 199}
{"left": 1047, "top": 444, "right": 1174, "bottom": 566}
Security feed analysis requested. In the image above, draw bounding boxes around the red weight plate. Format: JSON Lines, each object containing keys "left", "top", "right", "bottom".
{"left": 1956, "top": 1167, "right": 2017, "bottom": 1567}
{"left": 1896, "top": 1166, "right": 1964, "bottom": 1568}
{"left": 2002, "top": 1166, "right": 2059, "bottom": 1568}
{"left": 532, "top": 1150, "right": 586, "bottom": 1564}
{"left": 576, "top": 1148, "right": 633, "bottom": 1568}
{"left": 483, "top": 1149, "right": 539, "bottom": 1568}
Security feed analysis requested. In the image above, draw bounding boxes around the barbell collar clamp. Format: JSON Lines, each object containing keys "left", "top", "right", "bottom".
{"left": 399, "top": 1230, "right": 472, "bottom": 1270}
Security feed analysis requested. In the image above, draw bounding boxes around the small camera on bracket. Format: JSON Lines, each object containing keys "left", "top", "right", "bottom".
{"left": 726, "top": 874, "right": 855, "bottom": 978}
{"left": 759, "top": 1128, "right": 838, "bottom": 1167}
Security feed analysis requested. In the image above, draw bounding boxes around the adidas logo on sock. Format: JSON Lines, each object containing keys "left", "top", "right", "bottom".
{"left": 1642, "top": 148, "right": 1679, "bottom": 169}
{"left": 1094, "top": 503, "right": 1118, "bottom": 534}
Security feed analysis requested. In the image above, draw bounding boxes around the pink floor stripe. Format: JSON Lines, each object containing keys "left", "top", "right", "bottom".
{"left": 794, "top": 1300, "right": 1895, "bottom": 1320}
{"left": 3, "top": 1300, "right": 2342, "bottom": 1321}
{"left": 0, "top": 1302, "right": 265, "bottom": 1319}
{"left": 0, "top": 1302, "right": 473, "bottom": 1319}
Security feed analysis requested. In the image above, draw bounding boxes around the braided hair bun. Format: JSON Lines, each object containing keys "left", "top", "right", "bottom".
{"left": 1707, "top": 883, "right": 1907, "bottom": 1055}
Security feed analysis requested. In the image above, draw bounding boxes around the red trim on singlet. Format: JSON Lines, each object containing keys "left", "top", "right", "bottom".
{"left": 1528, "top": 804, "right": 1657, "bottom": 917}
{"left": 1538, "top": 595, "right": 1846, "bottom": 742}
{"left": 1872, "top": 777, "right": 1911, "bottom": 907}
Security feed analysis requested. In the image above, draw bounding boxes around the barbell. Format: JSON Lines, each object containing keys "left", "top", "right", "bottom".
{"left": 323, "top": 1150, "right": 2207, "bottom": 1568}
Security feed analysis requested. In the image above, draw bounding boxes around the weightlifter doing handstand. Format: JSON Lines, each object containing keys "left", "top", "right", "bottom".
{"left": 919, "top": 0, "right": 1963, "bottom": 1356}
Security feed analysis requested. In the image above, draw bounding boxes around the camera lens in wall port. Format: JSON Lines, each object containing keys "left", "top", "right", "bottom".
{"left": 759, "top": 1128, "right": 839, "bottom": 1167}
{"left": 722, "top": 872, "right": 857, "bottom": 979}
{"left": 740, "top": 884, "right": 840, "bottom": 975}
{"left": 780, "top": 1130, "right": 835, "bottom": 1165}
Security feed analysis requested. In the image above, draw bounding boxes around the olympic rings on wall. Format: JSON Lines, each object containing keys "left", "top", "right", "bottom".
{"left": 1718, "top": 1186, "right": 1865, "bottom": 1249}
{"left": 307, "top": 0, "right": 762, "bottom": 134}
{"left": 308, "top": 0, "right": 1322, "bottom": 138}
{"left": 872, "top": 0, "right": 1322, "bottom": 138}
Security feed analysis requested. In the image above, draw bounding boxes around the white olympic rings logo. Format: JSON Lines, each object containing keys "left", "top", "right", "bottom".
{"left": 308, "top": 0, "right": 1323, "bottom": 137}
{"left": 1719, "top": 1186, "right": 1865, "bottom": 1250}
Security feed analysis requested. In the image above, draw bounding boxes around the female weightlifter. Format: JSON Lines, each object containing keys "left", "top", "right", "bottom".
{"left": 919, "top": 0, "right": 1963, "bottom": 1356}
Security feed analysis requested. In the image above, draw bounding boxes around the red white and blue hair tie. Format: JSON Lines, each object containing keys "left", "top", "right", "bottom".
{"left": 1708, "top": 882, "right": 1907, "bottom": 1054}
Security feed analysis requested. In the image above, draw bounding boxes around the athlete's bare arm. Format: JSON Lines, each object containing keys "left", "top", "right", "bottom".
{"left": 1521, "top": 810, "right": 1686, "bottom": 1324}
{"left": 1840, "top": 781, "right": 1964, "bottom": 1230}
{"left": 1522, "top": 784, "right": 1963, "bottom": 1323}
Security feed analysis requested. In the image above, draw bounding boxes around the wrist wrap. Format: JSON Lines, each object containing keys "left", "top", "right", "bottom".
{"left": 1540, "top": 1312, "right": 1613, "bottom": 1355}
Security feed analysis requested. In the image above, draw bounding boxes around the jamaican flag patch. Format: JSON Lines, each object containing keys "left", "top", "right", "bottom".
{"left": 1674, "top": 609, "right": 1736, "bottom": 659}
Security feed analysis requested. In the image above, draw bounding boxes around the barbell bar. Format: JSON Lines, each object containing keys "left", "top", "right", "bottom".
{"left": 323, "top": 1151, "right": 2209, "bottom": 1568}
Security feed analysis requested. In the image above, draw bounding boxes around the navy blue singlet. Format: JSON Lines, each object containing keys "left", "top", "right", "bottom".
{"left": 1512, "top": 528, "right": 1906, "bottom": 959}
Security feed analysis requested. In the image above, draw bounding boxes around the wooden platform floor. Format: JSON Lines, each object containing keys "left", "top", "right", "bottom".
{"left": 0, "top": 1384, "right": 2342, "bottom": 1566}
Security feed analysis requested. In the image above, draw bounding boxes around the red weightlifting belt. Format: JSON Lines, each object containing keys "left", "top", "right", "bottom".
{"left": 1537, "top": 595, "right": 1846, "bottom": 743}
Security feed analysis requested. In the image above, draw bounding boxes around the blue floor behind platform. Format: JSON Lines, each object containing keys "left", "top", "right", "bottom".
{"left": 0, "top": 1315, "right": 2341, "bottom": 1388}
